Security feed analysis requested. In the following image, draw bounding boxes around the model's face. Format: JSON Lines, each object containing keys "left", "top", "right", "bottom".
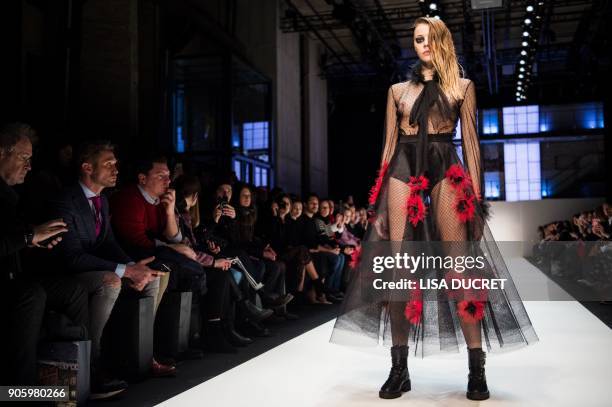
{"left": 414, "top": 23, "right": 432, "bottom": 64}
{"left": 0, "top": 137, "right": 32, "bottom": 186}
{"left": 320, "top": 201, "right": 330, "bottom": 217}
{"left": 139, "top": 162, "right": 171, "bottom": 198}
{"left": 83, "top": 150, "right": 118, "bottom": 189}
{"left": 239, "top": 188, "right": 251, "bottom": 207}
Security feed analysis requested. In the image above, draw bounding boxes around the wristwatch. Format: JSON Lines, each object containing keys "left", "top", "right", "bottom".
{"left": 24, "top": 227, "right": 35, "bottom": 246}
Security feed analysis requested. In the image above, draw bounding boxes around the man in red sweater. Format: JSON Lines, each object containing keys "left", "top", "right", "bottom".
{"left": 110, "top": 156, "right": 195, "bottom": 261}
{"left": 110, "top": 155, "right": 197, "bottom": 376}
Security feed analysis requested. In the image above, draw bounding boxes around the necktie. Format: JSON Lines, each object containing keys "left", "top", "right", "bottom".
{"left": 89, "top": 196, "right": 102, "bottom": 238}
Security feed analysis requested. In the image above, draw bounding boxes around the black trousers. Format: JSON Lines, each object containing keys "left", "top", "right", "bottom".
{"left": 259, "top": 258, "right": 287, "bottom": 298}
{"left": 1, "top": 276, "right": 88, "bottom": 385}
{"left": 201, "top": 268, "right": 232, "bottom": 320}
{"left": 310, "top": 251, "right": 337, "bottom": 280}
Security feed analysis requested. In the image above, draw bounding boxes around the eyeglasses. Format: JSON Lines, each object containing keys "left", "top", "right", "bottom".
{"left": 14, "top": 153, "right": 32, "bottom": 166}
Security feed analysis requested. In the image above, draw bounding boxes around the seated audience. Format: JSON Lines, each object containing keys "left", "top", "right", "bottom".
{"left": 233, "top": 183, "right": 295, "bottom": 317}
{"left": 206, "top": 181, "right": 278, "bottom": 337}
{"left": 298, "top": 193, "right": 344, "bottom": 303}
{"left": 51, "top": 141, "right": 175, "bottom": 392}
{"left": 268, "top": 194, "right": 331, "bottom": 305}
{"left": 174, "top": 175, "right": 268, "bottom": 352}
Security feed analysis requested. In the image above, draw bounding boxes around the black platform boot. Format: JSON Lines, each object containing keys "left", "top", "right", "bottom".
{"left": 379, "top": 345, "right": 411, "bottom": 399}
{"left": 467, "top": 347, "right": 490, "bottom": 400}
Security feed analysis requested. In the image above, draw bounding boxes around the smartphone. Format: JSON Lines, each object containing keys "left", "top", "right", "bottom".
{"left": 38, "top": 232, "right": 65, "bottom": 247}
{"left": 158, "top": 263, "right": 172, "bottom": 273}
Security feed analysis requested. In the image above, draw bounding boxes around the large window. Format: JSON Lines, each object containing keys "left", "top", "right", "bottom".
{"left": 232, "top": 121, "right": 271, "bottom": 187}
{"left": 503, "top": 105, "right": 539, "bottom": 135}
{"left": 484, "top": 172, "right": 502, "bottom": 199}
{"left": 504, "top": 141, "right": 541, "bottom": 201}
{"left": 481, "top": 109, "right": 499, "bottom": 135}
{"left": 243, "top": 121, "right": 269, "bottom": 150}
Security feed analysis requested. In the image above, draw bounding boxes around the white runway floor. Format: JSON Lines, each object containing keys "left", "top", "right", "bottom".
{"left": 159, "top": 258, "right": 612, "bottom": 407}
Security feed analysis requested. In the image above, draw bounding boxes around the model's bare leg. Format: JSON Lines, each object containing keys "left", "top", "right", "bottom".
{"left": 387, "top": 177, "right": 413, "bottom": 346}
{"left": 431, "top": 178, "right": 482, "bottom": 348}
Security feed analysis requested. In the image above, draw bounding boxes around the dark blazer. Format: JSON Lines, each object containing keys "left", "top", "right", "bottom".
{"left": 52, "top": 184, "right": 132, "bottom": 273}
{"left": 0, "top": 177, "right": 27, "bottom": 281}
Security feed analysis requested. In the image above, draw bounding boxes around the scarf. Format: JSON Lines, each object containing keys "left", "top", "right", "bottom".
{"left": 408, "top": 62, "right": 452, "bottom": 177}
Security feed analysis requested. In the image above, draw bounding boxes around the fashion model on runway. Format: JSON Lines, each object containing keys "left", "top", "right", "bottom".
{"left": 330, "top": 16, "right": 539, "bottom": 401}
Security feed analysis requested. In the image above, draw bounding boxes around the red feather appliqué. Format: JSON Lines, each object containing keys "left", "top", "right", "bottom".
{"left": 407, "top": 175, "right": 430, "bottom": 193}
{"left": 404, "top": 300, "right": 423, "bottom": 325}
{"left": 368, "top": 161, "right": 389, "bottom": 206}
{"left": 406, "top": 194, "right": 427, "bottom": 227}
{"left": 453, "top": 192, "right": 476, "bottom": 222}
{"left": 457, "top": 300, "right": 485, "bottom": 324}
{"left": 445, "top": 164, "right": 472, "bottom": 190}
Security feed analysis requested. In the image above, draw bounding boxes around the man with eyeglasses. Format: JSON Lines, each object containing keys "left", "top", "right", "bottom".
{"left": 0, "top": 122, "right": 88, "bottom": 385}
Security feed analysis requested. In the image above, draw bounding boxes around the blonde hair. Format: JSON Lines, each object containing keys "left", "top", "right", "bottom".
{"left": 414, "top": 17, "right": 464, "bottom": 100}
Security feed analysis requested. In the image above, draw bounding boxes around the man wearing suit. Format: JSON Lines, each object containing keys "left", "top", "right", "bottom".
{"left": 0, "top": 122, "right": 88, "bottom": 385}
{"left": 52, "top": 141, "right": 176, "bottom": 398}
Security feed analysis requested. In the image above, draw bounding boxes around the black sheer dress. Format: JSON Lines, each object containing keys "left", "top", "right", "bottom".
{"left": 330, "top": 66, "right": 539, "bottom": 357}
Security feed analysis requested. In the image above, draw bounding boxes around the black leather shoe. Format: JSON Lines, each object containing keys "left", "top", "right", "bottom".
{"left": 203, "top": 321, "right": 238, "bottom": 354}
{"left": 90, "top": 378, "right": 128, "bottom": 400}
{"left": 223, "top": 323, "right": 253, "bottom": 347}
{"left": 467, "top": 348, "right": 490, "bottom": 400}
{"left": 239, "top": 299, "right": 273, "bottom": 322}
{"left": 379, "top": 345, "right": 411, "bottom": 399}
{"left": 262, "top": 293, "right": 295, "bottom": 308}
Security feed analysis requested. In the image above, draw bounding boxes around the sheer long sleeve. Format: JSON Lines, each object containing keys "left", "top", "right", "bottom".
{"left": 459, "top": 80, "right": 483, "bottom": 200}
{"left": 380, "top": 85, "right": 399, "bottom": 166}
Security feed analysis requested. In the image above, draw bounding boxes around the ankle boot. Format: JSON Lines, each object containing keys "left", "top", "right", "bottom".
{"left": 467, "top": 347, "right": 490, "bottom": 400}
{"left": 379, "top": 345, "right": 411, "bottom": 399}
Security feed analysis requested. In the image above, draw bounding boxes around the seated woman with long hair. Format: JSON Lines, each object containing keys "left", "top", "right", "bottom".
{"left": 173, "top": 175, "right": 272, "bottom": 352}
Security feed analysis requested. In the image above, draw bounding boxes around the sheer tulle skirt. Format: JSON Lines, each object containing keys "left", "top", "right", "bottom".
{"left": 330, "top": 136, "right": 539, "bottom": 357}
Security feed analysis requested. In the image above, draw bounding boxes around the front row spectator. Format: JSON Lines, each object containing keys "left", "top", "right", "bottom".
{"left": 50, "top": 141, "right": 174, "bottom": 398}
{"left": 0, "top": 123, "right": 88, "bottom": 386}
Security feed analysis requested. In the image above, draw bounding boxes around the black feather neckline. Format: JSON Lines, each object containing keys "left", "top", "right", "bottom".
{"left": 410, "top": 61, "right": 440, "bottom": 84}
